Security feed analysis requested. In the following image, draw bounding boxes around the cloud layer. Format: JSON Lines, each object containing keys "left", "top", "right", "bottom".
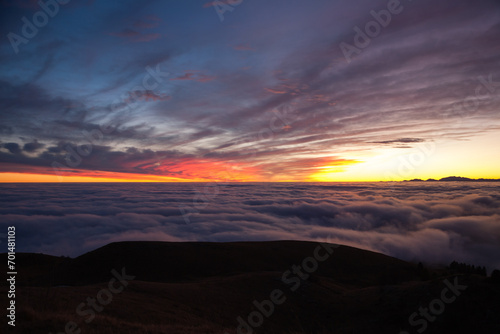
{"left": 1, "top": 182, "right": 499, "bottom": 271}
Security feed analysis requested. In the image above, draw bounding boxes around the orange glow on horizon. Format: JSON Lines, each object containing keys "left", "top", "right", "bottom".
{"left": 0, "top": 172, "right": 191, "bottom": 183}
{"left": 1, "top": 170, "right": 498, "bottom": 183}
{"left": 0, "top": 160, "right": 263, "bottom": 182}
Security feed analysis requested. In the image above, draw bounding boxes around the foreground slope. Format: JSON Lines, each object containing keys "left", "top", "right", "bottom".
{"left": 2, "top": 241, "right": 499, "bottom": 333}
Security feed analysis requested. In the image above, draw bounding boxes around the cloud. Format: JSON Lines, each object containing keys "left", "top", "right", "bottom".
{"left": 1, "top": 183, "right": 500, "bottom": 273}
{"left": 372, "top": 138, "right": 425, "bottom": 145}
{"left": 23, "top": 140, "right": 45, "bottom": 153}
{"left": 127, "top": 90, "right": 171, "bottom": 102}
{"left": 1, "top": 0, "right": 500, "bottom": 182}
{"left": 170, "top": 72, "right": 216, "bottom": 82}
{"left": 265, "top": 88, "right": 287, "bottom": 94}
{"left": 2, "top": 142, "right": 21, "bottom": 154}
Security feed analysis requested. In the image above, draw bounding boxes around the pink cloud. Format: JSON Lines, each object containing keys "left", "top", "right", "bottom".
{"left": 171, "top": 72, "right": 216, "bottom": 83}
{"left": 127, "top": 90, "right": 171, "bottom": 102}
{"left": 265, "top": 88, "right": 287, "bottom": 94}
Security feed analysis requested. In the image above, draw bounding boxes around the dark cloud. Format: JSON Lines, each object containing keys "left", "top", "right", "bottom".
{"left": 2, "top": 142, "right": 21, "bottom": 154}
{"left": 23, "top": 140, "right": 44, "bottom": 152}
{"left": 372, "top": 138, "right": 425, "bottom": 145}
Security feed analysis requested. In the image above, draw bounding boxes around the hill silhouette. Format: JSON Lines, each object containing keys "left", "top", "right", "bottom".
{"left": 2, "top": 241, "right": 500, "bottom": 333}
{"left": 405, "top": 176, "right": 500, "bottom": 182}
{"left": 15, "top": 241, "right": 416, "bottom": 287}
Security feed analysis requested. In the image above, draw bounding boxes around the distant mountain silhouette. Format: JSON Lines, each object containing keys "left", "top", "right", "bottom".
{"left": 405, "top": 176, "right": 500, "bottom": 182}
{"left": 2, "top": 241, "right": 499, "bottom": 334}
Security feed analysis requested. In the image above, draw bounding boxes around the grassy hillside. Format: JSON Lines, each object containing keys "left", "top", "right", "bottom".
{"left": 2, "top": 241, "right": 499, "bottom": 333}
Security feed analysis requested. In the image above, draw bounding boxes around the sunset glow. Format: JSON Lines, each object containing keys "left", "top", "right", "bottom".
{"left": 1, "top": 0, "right": 499, "bottom": 182}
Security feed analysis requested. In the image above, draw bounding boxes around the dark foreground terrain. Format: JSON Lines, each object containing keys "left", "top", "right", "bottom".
{"left": 2, "top": 241, "right": 500, "bottom": 333}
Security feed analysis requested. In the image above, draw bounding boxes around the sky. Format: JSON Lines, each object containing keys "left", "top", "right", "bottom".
{"left": 2, "top": 182, "right": 499, "bottom": 270}
{"left": 1, "top": 0, "right": 499, "bottom": 182}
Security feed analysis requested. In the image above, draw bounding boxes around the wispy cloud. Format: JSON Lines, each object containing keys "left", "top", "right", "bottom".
{"left": 0, "top": 0, "right": 499, "bottom": 181}
{"left": 170, "top": 72, "right": 216, "bottom": 82}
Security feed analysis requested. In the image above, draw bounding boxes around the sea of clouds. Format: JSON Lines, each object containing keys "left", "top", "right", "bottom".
{"left": 1, "top": 182, "right": 499, "bottom": 271}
